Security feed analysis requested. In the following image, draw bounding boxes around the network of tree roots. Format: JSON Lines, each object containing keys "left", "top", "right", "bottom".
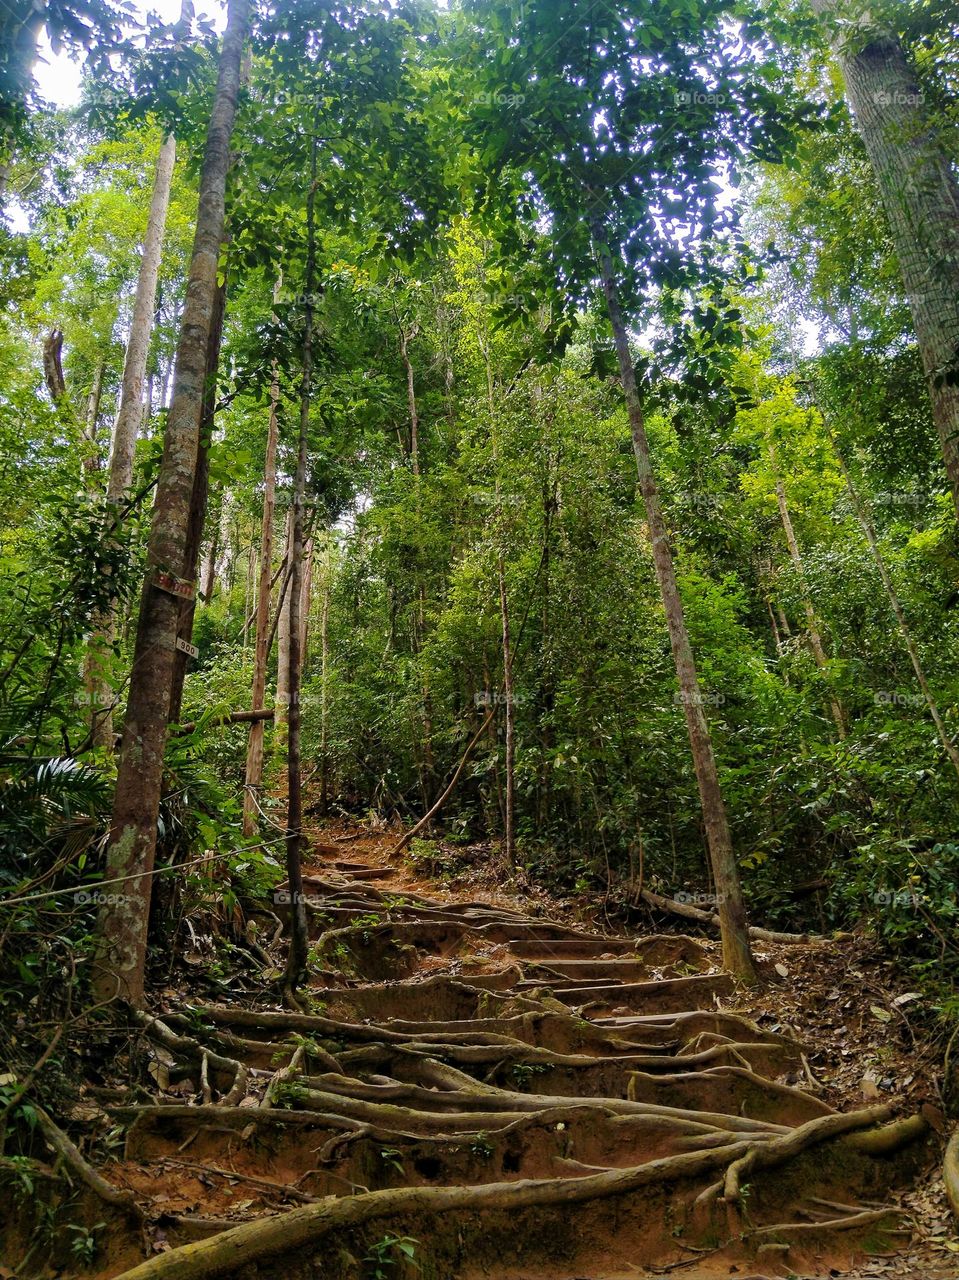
{"left": 5, "top": 838, "right": 939, "bottom": 1280}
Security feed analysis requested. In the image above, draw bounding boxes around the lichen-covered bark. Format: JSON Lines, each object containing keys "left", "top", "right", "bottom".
{"left": 811, "top": 0, "right": 959, "bottom": 518}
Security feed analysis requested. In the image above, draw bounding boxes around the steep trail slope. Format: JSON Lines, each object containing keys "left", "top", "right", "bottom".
{"left": 52, "top": 831, "right": 951, "bottom": 1278}
{"left": 11, "top": 824, "right": 947, "bottom": 1274}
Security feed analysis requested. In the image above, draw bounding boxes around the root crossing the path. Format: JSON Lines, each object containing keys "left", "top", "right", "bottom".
{"left": 24, "top": 830, "right": 944, "bottom": 1279}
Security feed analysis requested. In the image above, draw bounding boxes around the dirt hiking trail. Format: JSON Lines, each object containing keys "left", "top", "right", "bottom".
{"left": 18, "top": 823, "right": 959, "bottom": 1280}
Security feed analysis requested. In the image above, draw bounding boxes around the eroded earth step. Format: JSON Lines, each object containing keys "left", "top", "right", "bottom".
{"left": 94, "top": 845, "right": 937, "bottom": 1280}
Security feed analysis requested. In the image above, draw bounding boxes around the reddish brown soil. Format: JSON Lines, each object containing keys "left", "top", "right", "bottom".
{"left": 4, "top": 817, "right": 957, "bottom": 1280}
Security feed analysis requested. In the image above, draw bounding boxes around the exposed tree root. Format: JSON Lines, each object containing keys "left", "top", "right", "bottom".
{"left": 35, "top": 1105, "right": 141, "bottom": 1215}
{"left": 846, "top": 1111, "right": 931, "bottom": 1156}
{"left": 155, "top": 1156, "right": 318, "bottom": 1204}
{"left": 134, "top": 1011, "right": 248, "bottom": 1105}
{"left": 108, "top": 1098, "right": 919, "bottom": 1280}
{"left": 50, "top": 842, "right": 934, "bottom": 1280}
{"left": 111, "top": 1142, "right": 758, "bottom": 1279}
{"left": 260, "top": 1043, "right": 305, "bottom": 1107}
{"left": 747, "top": 1207, "right": 899, "bottom": 1236}
{"left": 720, "top": 1103, "right": 895, "bottom": 1207}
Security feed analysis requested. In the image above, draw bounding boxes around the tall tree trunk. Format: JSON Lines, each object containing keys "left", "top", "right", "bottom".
{"left": 83, "top": 133, "right": 177, "bottom": 749}
{"left": 765, "top": 597, "right": 785, "bottom": 659}
{"left": 399, "top": 323, "right": 420, "bottom": 474}
{"left": 498, "top": 555, "right": 516, "bottom": 870}
{"left": 319, "top": 545, "right": 331, "bottom": 816}
{"left": 80, "top": 358, "right": 106, "bottom": 732}
{"left": 282, "top": 133, "right": 319, "bottom": 1003}
{"left": 275, "top": 507, "right": 293, "bottom": 737}
{"left": 299, "top": 537, "right": 314, "bottom": 664}
{"left": 593, "top": 228, "right": 756, "bottom": 982}
{"left": 168, "top": 276, "right": 227, "bottom": 726}
{"left": 200, "top": 525, "right": 219, "bottom": 602}
{"left": 767, "top": 440, "right": 848, "bottom": 738}
{"left": 202, "top": 494, "right": 231, "bottom": 602}
{"left": 242, "top": 540, "right": 255, "bottom": 653}
{"left": 109, "top": 134, "right": 176, "bottom": 505}
{"left": 242, "top": 364, "right": 280, "bottom": 835}
{"left": 811, "top": 0, "right": 959, "bottom": 518}
{"left": 90, "top": 0, "right": 250, "bottom": 1008}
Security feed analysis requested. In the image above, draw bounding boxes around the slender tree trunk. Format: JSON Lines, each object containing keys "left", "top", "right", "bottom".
{"left": 319, "top": 547, "right": 331, "bottom": 816}
{"left": 299, "top": 538, "right": 314, "bottom": 662}
{"left": 811, "top": 0, "right": 959, "bottom": 518}
{"left": 201, "top": 499, "right": 225, "bottom": 602}
{"left": 90, "top": 0, "right": 250, "bottom": 1008}
{"left": 275, "top": 507, "right": 293, "bottom": 737}
{"left": 168, "top": 277, "right": 227, "bottom": 726}
{"left": 767, "top": 441, "right": 847, "bottom": 738}
{"left": 110, "top": 135, "right": 176, "bottom": 505}
{"left": 399, "top": 323, "right": 420, "bottom": 474}
{"left": 43, "top": 328, "right": 65, "bottom": 402}
{"left": 79, "top": 358, "right": 107, "bottom": 732}
{"left": 765, "top": 598, "right": 784, "bottom": 659}
{"left": 83, "top": 133, "right": 177, "bottom": 748}
{"left": 242, "top": 540, "right": 255, "bottom": 653}
{"left": 498, "top": 555, "right": 516, "bottom": 870}
{"left": 200, "top": 542, "right": 217, "bottom": 601}
{"left": 593, "top": 228, "right": 756, "bottom": 982}
{"left": 282, "top": 133, "right": 319, "bottom": 1002}
{"left": 227, "top": 512, "right": 243, "bottom": 592}
{"left": 267, "top": 554, "right": 293, "bottom": 675}
{"left": 390, "top": 708, "right": 497, "bottom": 858}
{"left": 242, "top": 365, "right": 280, "bottom": 835}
